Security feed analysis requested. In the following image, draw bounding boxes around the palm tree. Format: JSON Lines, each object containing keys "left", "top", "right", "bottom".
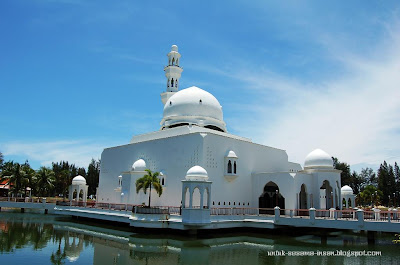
{"left": 35, "top": 167, "right": 56, "bottom": 197}
{"left": 0, "top": 161, "right": 29, "bottom": 197}
{"left": 135, "top": 169, "right": 163, "bottom": 207}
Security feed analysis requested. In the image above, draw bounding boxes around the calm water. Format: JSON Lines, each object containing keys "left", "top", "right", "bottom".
{"left": 0, "top": 210, "right": 399, "bottom": 265}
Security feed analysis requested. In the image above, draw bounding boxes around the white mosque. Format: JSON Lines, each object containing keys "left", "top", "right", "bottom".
{"left": 96, "top": 45, "right": 354, "bottom": 211}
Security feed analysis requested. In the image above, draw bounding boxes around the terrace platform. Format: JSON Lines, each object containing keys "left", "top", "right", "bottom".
{"left": 1, "top": 198, "right": 399, "bottom": 234}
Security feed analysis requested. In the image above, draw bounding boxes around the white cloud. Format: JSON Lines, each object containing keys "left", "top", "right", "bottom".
{"left": 1, "top": 140, "right": 106, "bottom": 168}
{"left": 222, "top": 17, "right": 400, "bottom": 170}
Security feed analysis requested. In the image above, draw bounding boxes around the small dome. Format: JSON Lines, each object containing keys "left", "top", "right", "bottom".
{"left": 226, "top": 150, "right": 237, "bottom": 158}
{"left": 72, "top": 175, "right": 86, "bottom": 185}
{"left": 132, "top": 159, "right": 146, "bottom": 171}
{"left": 304, "top": 149, "right": 333, "bottom": 169}
{"left": 161, "top": 86, "right": 226, "bottom": 132}
{"left": 341, "top": 185, "right": 354, "bottom": 194}
{"left": 171, "top": 45, "right": 178, "bottom": 52}
{"left": 185, "top": 166, "right": 209, "bottom": 181}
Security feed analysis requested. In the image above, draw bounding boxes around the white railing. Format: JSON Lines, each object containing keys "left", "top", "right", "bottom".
{"left": 2, "top": 196, "right": 399, "bottom": 223}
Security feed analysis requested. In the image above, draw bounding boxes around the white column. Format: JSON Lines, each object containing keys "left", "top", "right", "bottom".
{"left": 189, "top": 187, "right": 193, "bottom": 208}
{"left": 182, "top": 185, "right": 186, "bottom": 208}
{"left": 207, "top": 186, "right": 211, "bottom": 209}
{"left": 200, "top": 188, "right": 204, "bottom": 209}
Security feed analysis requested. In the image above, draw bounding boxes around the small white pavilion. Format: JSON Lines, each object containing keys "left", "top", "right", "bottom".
{"left": 341, "top": 185, "right": 356, "bottom": 209}
{"left": 69, "top": 175, "right": 88, "bottom": 205}
{"left": 181, "top": 166, "right": 212, "bottom": 224}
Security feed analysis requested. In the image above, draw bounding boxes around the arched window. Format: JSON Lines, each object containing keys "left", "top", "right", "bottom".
{"left": 224, "top": 202, "right": 226, "bottom": 205}
{"left": 227, "top": 160, "right": 232, "bottom": 174}
{"left": 184, "top": 188, "right": 190, "bottom": 208}
{"left": 203, "top": 188, "right": 209, "bottom": 208}
{"left": 171, "top": 78, "right": 174, "bottom": 87}
{"left": 213, "top": 201, "right": 215, "bottom": 205}
{"left": 233, "top": 202, "right": 236, "bottom": 206}
{"left": 172, "top": 58, "right": 175, "bottom": 65}
{"left": 192, "top": 188, "right": 201, "bottom": 208}
{"left": 161, "top": 178, "right": 164, "bottom": 186}
{"left": 218, "top": 202, "right": 220, "bottom": 205}
{"left": 234, "top": 161, "right": 237, "bottom": 174}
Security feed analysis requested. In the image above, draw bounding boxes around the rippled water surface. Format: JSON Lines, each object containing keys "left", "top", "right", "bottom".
{"left": 0, "top": 210, "right": 399, "bottom": 264}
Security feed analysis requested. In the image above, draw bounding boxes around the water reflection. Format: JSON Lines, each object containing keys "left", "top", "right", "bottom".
{"left": 0, "top": 212, "right": 398, "bottom": 265}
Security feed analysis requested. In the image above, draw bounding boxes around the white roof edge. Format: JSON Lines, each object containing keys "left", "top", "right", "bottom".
{"left": 130, "top": 125, "right": 251, "bottom": 144}
{"left": 103, "top": 125, "right": 287, "bottom": 152}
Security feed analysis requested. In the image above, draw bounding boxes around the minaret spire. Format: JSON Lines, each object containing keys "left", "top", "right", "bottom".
{"left": 161, "top": 45, "right": 183, "bottom": 105}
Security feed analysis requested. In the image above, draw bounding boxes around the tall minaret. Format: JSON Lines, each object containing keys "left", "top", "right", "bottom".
{"left": 161, "top": 45, "right": 183, "bottom": 105}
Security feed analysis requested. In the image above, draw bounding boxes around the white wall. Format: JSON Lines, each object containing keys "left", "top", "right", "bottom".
{"left": 98, "top": 127, "right": 293, "bottom": 207}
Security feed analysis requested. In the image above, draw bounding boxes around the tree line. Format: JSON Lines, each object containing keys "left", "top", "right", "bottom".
{"left": 333, "top": 157, "right": 400, "bottom": 207}
{"left": 0, "top": 151, "right": 100, "bottom": 198}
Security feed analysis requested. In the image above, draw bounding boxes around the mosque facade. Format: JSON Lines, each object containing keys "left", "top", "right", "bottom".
{"left": 97, "top": 45, "right": 351, "bottom": 211}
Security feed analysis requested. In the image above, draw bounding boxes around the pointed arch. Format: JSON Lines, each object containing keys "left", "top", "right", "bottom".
{"left": 259, "top": 181, "right": 285, "bottom": 214}
{"left": 192, "top": 187, "right": 201, "bottom": 208}
{"left": 299, "top": 184, "right": 307, "bottom": 209}
{"left": 184, "top": 187, "right": 190, "bottom": 208}
{"left": 320, "top": 180, "right": 333, "bottom": 209}
{"left": 203, "top": 188, "right": 209, "bottom": 209}
{"left": 227, "top": 160, "right": 232, "bottom": 174}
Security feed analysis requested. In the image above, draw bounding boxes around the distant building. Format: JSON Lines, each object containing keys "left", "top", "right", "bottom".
{"left": 0, "top": 180, "right": 10, "bottom": 197}
{"left": 97, "top": 45, "right": 343, "bottom": 210}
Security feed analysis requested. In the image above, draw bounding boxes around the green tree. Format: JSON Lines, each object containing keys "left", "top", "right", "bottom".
{"left": 87, "top": 159, "right": 100, "bottom": 196}
{"left": 52, "top": 161, "right": 76, "bottom": 197}
{"left": 350, "top": 171, "right": 365, "bottom": 195}
{"left": 332, "top": 157, "right": 351, "bottom": 186}
{"left": 21, "top": 160, "right": 35, "bottom": 194}
{"left": 35, "top": 167, "right": 55, "bottom": 197}
{"left": 59, "top": 170, "right": 71, "bottom": 200}
{"left": 378, "top": 161, "right": 396, "bottom": 206}
{"left": 0, "top": 151, "right": 3, "bottom": 168}
{"left": 359, "top": 185, "right": 383, "bottom": 206}
{"left": 77, "top": 167, "right": 86, "bottom": 178}
{"left": 135, "top": 169, "right": 162, "bottom": 207}
{"left": 360, "top": 167, "right": 377, "bottom": 188}
{"left": 395, "top": 162, "right": 400, "bottom": 196}
{"left": 0, "top": 161, "right": 30, "bottom": 197}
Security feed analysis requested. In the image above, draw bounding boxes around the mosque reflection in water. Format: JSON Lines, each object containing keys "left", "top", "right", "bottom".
{"left": 0, "top": 213, "right": 396, "bottom": 265}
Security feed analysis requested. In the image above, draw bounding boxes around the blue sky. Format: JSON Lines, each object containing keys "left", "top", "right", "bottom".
{"left": 1, "top": 0, "right": 400, "bottom": 172}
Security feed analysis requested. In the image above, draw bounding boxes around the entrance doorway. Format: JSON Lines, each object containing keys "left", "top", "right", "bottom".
{"left": 259, "top": 181, "right": 285, "bottom": 214}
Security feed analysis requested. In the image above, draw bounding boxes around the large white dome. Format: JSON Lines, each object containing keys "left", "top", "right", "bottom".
{"left": 160, "top": 86, "right": 226, "bottom": 132}
{"left": 304, "top": 149, "right": 333, "bottom": 169}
